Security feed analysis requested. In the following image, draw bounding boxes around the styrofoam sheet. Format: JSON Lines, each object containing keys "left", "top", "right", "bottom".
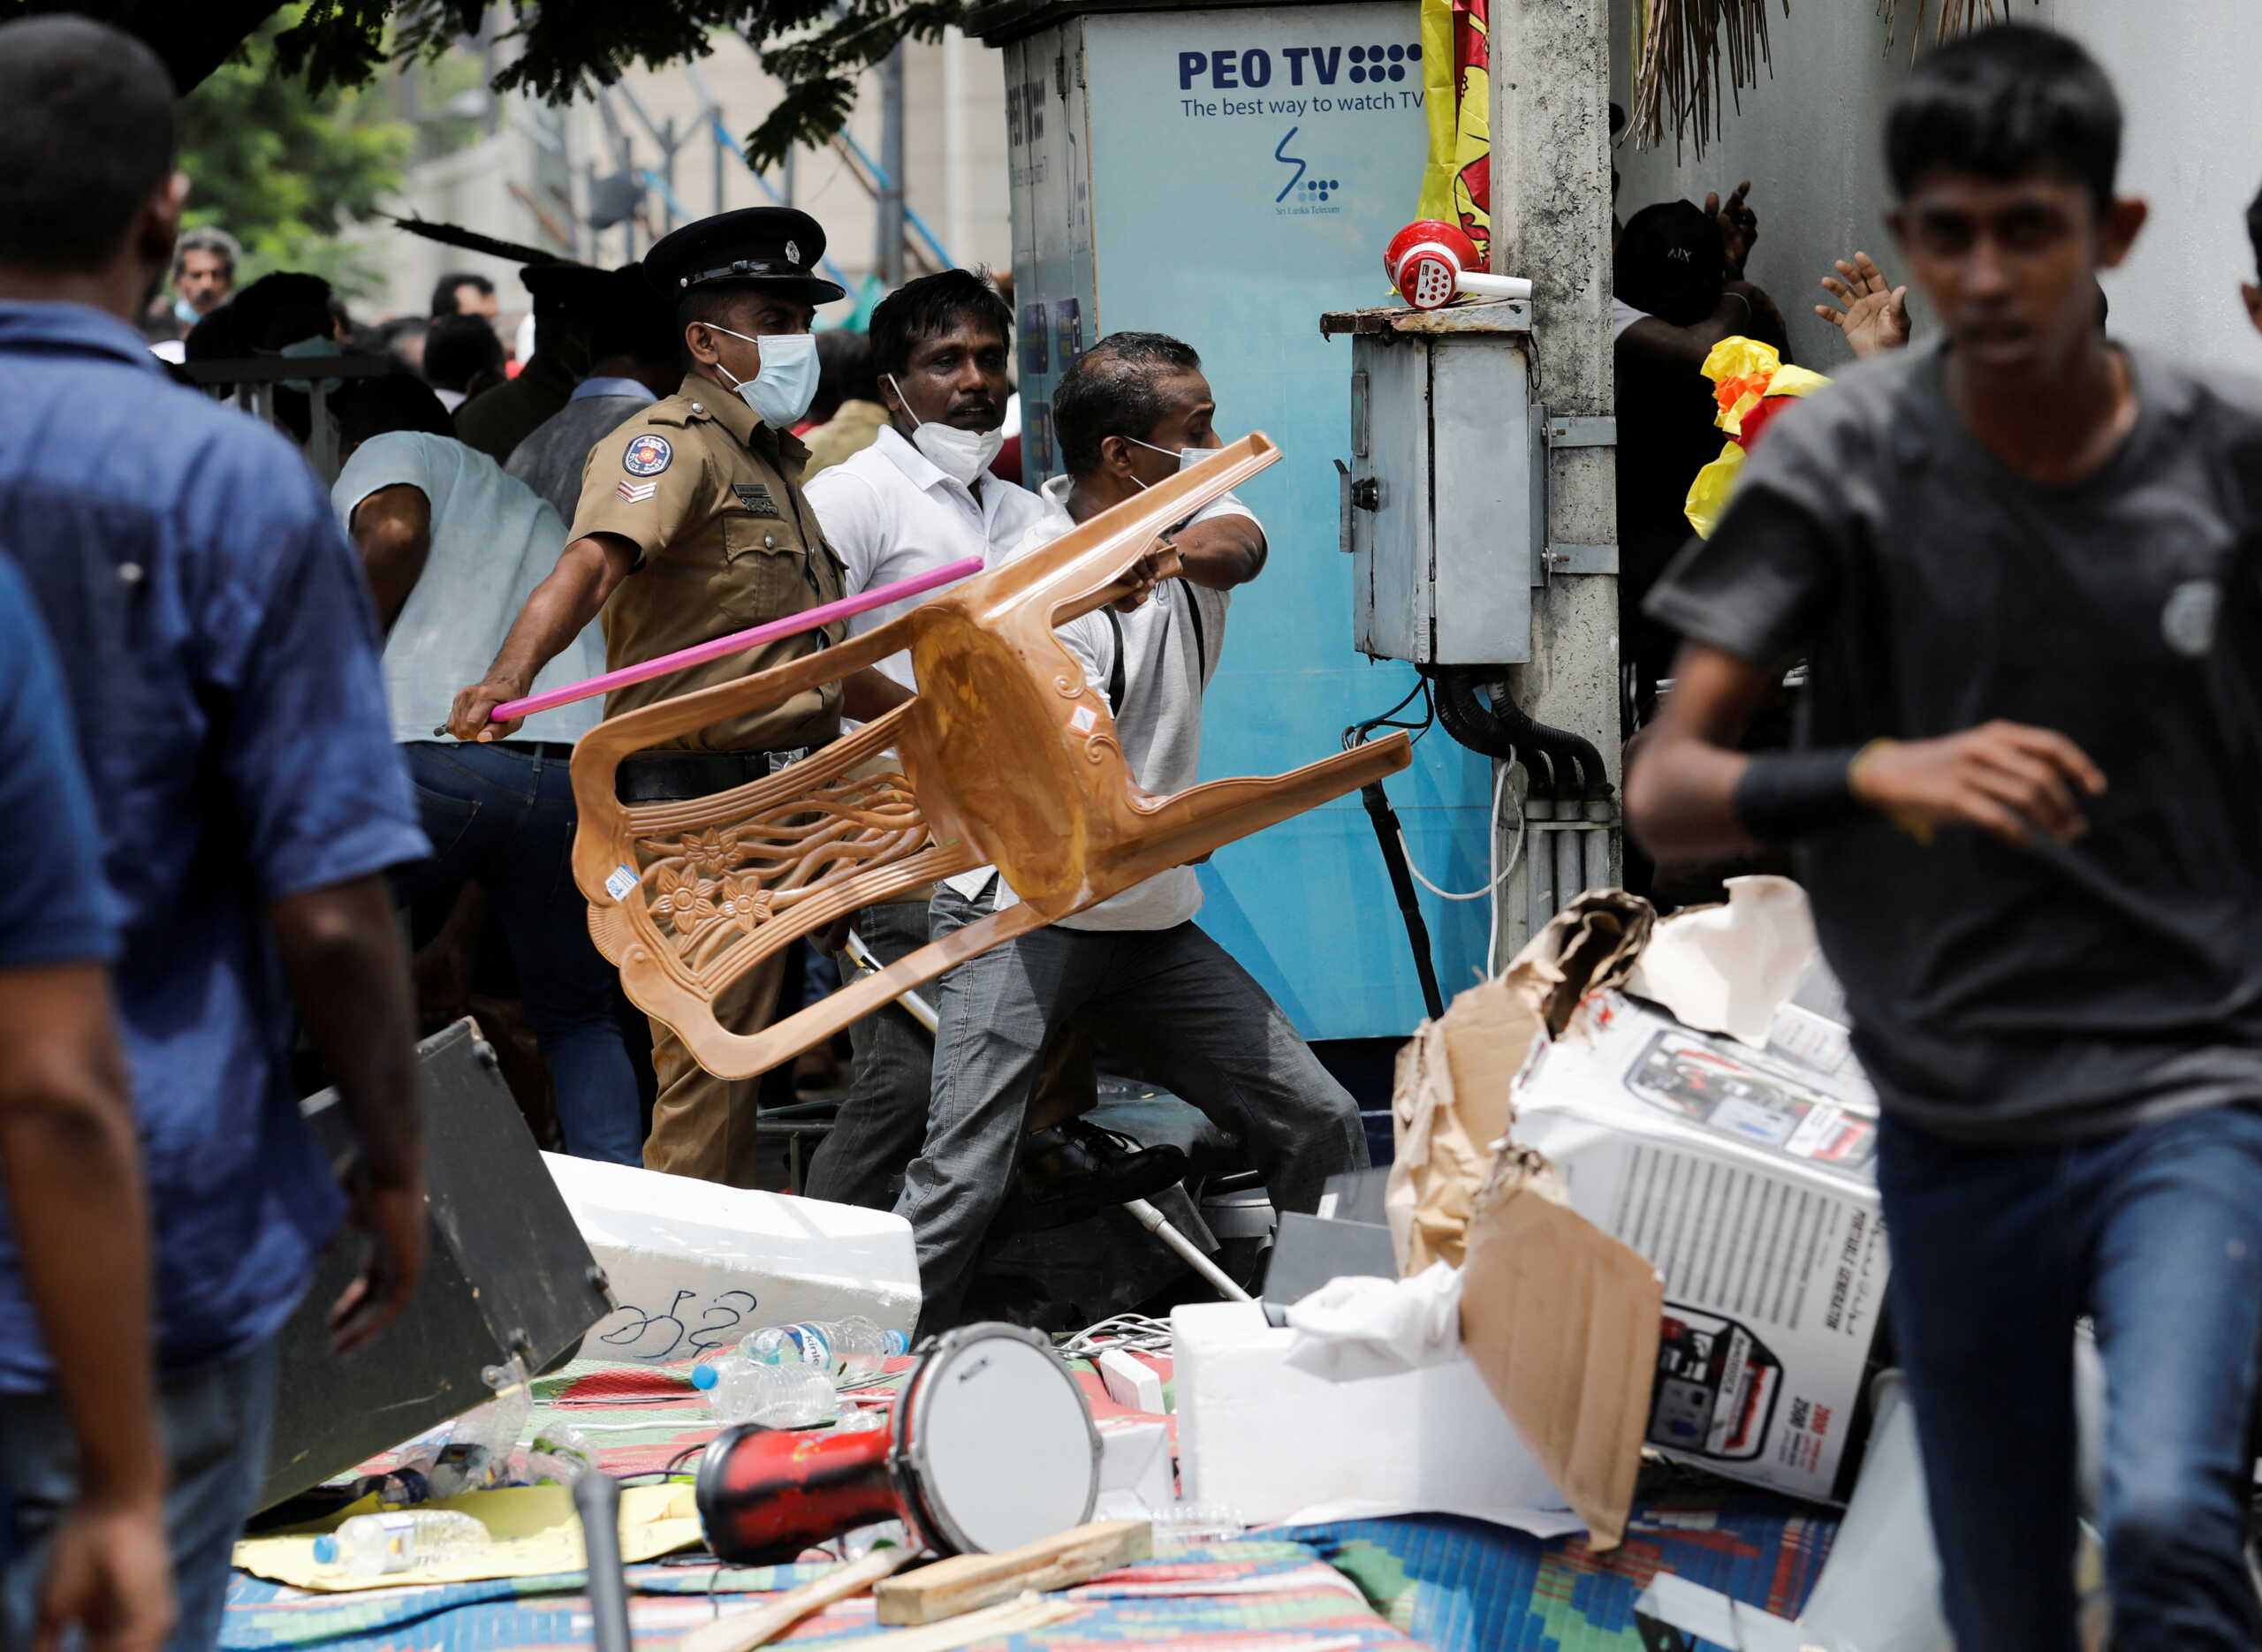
{"left": 1173, "top": 1301, "right": 1582, "bottom": 1537}
{"left": 544, "top": 1154, "right": 918, "bottom": 1363}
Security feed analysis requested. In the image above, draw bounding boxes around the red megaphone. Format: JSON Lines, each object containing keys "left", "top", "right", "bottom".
{"left": 1383, "top": 221, "right": 1533, "bottom": 311}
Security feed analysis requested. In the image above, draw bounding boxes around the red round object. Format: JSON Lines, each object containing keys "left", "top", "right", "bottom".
{"left": 1384, "top": 220, "right": 1482, "bottom": 310}
{"left": 695, "top": 1423, "right": 899, "bottom": 1564}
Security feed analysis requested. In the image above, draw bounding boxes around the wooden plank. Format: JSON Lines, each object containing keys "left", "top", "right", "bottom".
{"left": 874, "top": 1519, "right": 1151, "bottom": 1627}
{"left": 826, "top": 1592, "right": 1082, "bottom": 1649}
{"left": 673, "top": 1546, "right": 919, "bottom": 1652}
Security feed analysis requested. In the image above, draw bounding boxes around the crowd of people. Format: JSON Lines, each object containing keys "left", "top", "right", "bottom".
{"left": 7, "top": 7, "right": 2262, "bottom": 1651}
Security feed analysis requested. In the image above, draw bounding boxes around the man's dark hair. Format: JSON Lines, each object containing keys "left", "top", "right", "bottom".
{"left": 0, "top": 16, "right": 176, "bottom": 271}
{"left": 1885, "top": 23, "right": 2121, "bottom": 208}
{"left": 868, "top": 269, "right": 1013, "bottom": 383}
{"left": 2247, "top": 180, "right": 2262, "bottom": 283}
{"left": 590, "top": 282, "right": 679, "bottom": 368}
{"left": 1613, "top": 201, "right": 1727, "bottom": 328}
{"left": 423, "top": 314, "right": 505, "bottom": 392}
{"left": 172, "top": 225, "right": 240, "bottom": 281}
{"left": 816, "top": 330, "right": 879, "bottom": 410}
{"left": 431, "top": 271, "right": 496, "bottom": 317}
{"left": 1053, "top": 331, "right": 1203, "bottom": 478}
{"left": 218, "top": 271, "right": 335, "bottom": 351}
{"left": 336, "top": 372, "right": 453, "bottom": 451}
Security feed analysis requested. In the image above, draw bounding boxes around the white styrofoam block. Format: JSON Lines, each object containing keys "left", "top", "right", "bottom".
{"left": 545, "top": 1153, "right": 919, "bottom": 1363}
{"left": 1173, "top": 1300, "right": 1583, "bottom": 1538}
{"left": 1096, "top": 1347, "right": 1167, "bottom": 1415}
{"left": 1094, "top": 1416, "right": 1175, "bottom": 1520}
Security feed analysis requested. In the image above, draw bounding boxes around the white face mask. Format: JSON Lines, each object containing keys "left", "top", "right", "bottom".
{"left": 1128, "top": 435, "right": 1218, "bottom": 472}
{"left": 706, "top": 325, "right": 819, "bottom": 428}
{"left": 886, "top": 374, "right": 1005, "bottom": 486}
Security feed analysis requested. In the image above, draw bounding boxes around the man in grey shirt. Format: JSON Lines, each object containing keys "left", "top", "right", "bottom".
{"left": 505, "top": 267, "right": 680, "bottom": 523}
{"left": 1628, "top": 27, "right": 2262, "bottom": 1648}
{"left": 898, "top": 333, "right": 1368, "bottom": 1335}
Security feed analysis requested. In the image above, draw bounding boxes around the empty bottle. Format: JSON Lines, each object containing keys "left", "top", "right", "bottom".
{"left": 695, "top": 1353, "right": 839, "bottom": 1427}
{"left": 429, "top": 1357, "right": 533, "bottom": 1496}
{"left": 312, "top": 1510, "right": 489, "bottom": 1578}
{"left": 741, "top": 1318, "right": 909, "bottom": 1377}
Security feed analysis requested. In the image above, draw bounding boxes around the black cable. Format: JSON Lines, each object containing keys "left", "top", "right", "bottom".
{"left": 1359, "top": 778, "right": 1446, "bottom": 1019}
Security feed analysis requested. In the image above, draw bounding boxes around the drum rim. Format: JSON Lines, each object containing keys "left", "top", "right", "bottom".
{"left": 891, "top": 1320, "right": 1101, "bottom": 1557}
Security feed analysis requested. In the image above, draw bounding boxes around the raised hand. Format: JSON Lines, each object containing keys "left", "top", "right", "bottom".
{"left": 1815, "top": 252, "right": 1911, "bottom": 359}
{"left": 1704, "top": 180, "right": 1757, "bottom": 276}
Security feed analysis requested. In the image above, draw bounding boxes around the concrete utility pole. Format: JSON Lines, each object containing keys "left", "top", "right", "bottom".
{"left": 1491, "top": 0, "right": 1621, "bottom": 953}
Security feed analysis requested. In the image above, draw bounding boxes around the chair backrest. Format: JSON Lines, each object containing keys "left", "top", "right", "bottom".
{"left": 571, "top": 436, "right": 1287, "bottom": 1018}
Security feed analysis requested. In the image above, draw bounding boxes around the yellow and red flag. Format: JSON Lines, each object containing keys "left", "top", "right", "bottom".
{"left": 1416, "top": 0, "right": 1492, "bottom": 265}
{"left": 1683, "top": 337, "right": 1833, "bottom": 538}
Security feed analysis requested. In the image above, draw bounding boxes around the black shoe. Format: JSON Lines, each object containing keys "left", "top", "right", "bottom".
{"left": 1015, "top": 1119, "right": 1189, "bottom": 1213}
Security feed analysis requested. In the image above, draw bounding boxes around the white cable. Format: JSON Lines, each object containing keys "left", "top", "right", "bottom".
{"left": 1395, "top": 764, "right": 1522, "bottom": 902}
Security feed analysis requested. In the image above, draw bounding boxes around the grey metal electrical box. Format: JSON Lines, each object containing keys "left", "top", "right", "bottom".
{"left": 1322, "top": 299, "right": 1537, "bottom": 665}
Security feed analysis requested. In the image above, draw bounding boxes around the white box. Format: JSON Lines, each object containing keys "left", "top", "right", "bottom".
{"left": 1093, "top": 1416, "right": 1175, "bottom": 1520}
{"left": 1513, "top": 992, "right": 1889, "bottom": 1503}
{"left": 545, "top": 1154, "right": 919, "bottom": 1362}
{"left": 1172, "top": 1300, "right": 1582, "bottom": 1537}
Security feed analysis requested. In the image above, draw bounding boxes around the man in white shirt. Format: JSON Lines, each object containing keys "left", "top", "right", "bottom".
{"left": 330, "top": 374, "right": 643, "bottom": 1163}
{"left": 803, "top": 271, "right": 1184, "bottom": 1214}
{"left": 897, "top": 331, "right": 1368, "bottom": 1335}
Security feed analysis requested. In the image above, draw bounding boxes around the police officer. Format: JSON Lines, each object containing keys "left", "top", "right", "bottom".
{"left": 448, "top": 208, "right": 910, "bottom": 1186}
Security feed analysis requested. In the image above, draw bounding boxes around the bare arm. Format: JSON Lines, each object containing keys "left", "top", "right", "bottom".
{"left": 447, "top": 533, "right": 639, "bottom": 740}
{"left": 841, "top": 667, "right": 914, "bottom": 722}
{"left": 1617, "top": 279, "right": 1773, "bottom": 372}
{"left": 348, "top": 485, "right": 432, "bottom": 633}
{"left": 0, "top": 962, "right": 172, "bottom": 1652}
{"left": 1170, "top": 514, "right": 1267, "bottom": 588}
{"left": 270, "top": 875, "right": 425, "bottom": 1356}
{"left": 1623, "top": 644, "right": 1780, "bottom": 860}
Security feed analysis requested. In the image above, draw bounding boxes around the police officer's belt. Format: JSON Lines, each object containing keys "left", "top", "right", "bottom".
{"left": 616, "top": 747, "right": 816, "bottom": 803}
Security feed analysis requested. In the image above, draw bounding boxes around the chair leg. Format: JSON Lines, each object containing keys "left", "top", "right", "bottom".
{"left": 648, "top": 899, "right": 1055, "bottom": 1081}
{"left": 1124, "top": 735, "right": 1413, "bottom": 883}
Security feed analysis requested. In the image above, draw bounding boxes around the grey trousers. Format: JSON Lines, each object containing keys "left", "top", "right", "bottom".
{"left": 1, "top": 1333, "right": 280, "bottom": 1652}
{"left": 803, "top": 898, "right": 935, "bottom": 1210}
{"left": 898, "top": 879, "right": 1369, "bottom": 1334}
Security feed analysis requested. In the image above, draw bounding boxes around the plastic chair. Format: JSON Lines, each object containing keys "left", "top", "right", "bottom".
{"left": 569, "top": 434, "right": 1412, "bottom": 1080}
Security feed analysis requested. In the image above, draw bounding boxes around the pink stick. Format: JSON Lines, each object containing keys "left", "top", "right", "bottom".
{"left": 490, "top": 555, "right": 986, "bottom": 724}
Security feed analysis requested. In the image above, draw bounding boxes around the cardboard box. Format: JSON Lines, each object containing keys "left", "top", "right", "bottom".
{"left": 1511, "top": 990, "right": 1889, "bottom": 1503}
{"left": 1172, "top": 1300, "right": 1583, "bottom": 1537}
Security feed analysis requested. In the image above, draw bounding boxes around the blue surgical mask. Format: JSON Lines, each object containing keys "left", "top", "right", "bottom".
{"left": 707, "top": 325, "right": 818, "bottom": 428}
{"left": 172, "top": 295, "right": 201, "bottom": 326}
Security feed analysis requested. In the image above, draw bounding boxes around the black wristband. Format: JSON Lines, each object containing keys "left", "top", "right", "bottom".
{"left": 1733, "top": 747, "right": 1867, "bottom": 842}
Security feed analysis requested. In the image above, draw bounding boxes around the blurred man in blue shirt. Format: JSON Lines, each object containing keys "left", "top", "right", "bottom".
{"left": 0, "top": 557, "right": 172, "bottom": 1652}
{"left": 0, "top": 19, "right": 430, "bottom": 1649}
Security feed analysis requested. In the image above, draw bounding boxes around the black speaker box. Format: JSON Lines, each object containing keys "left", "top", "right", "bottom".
{"left": 256, "top": 1018, "right": 614, "bottom": 1511}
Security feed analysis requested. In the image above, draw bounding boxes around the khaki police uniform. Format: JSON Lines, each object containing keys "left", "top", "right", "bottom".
{"left": 566, "top": 376, "right": 848, "bottom": 1186}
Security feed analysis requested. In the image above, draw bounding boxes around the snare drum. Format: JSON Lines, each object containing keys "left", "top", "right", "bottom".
{"left": 696, "top": 1322, "right": 1099, "bottom": 1564}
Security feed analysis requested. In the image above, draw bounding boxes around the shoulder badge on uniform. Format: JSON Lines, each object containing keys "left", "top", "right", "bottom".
{"left": 623, "top": 434, "right": 674, "bottom": 476}
{"left": 733, "top": 481, "right": 783, "bottom": 519}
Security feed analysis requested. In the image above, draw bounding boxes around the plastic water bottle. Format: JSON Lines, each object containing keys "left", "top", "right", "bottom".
{"left": 740, "top": 1322, "right": 838, "bottom": 1370}
{"left": 520, "top": 1421, "right": 595, "bottom": 1486}
{"left": 695, "top": 1354, "right": 839, "bottom": 1427}
{"left": 429, "top": 1357, "right": 533, "bottom": 1495}
{"left": 831, "top": 1317, "right": 911, "bottom": 1379}
{"left": 741, "top": 1319, "right": 908, "bottom": 1377}
{"left": 312, "top": 1510, "right": 489, "bottom": 1578}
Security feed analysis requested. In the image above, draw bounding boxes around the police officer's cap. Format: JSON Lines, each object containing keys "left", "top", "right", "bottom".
{"left": 642, "top": 208, "right": 845, "bottom": 309}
